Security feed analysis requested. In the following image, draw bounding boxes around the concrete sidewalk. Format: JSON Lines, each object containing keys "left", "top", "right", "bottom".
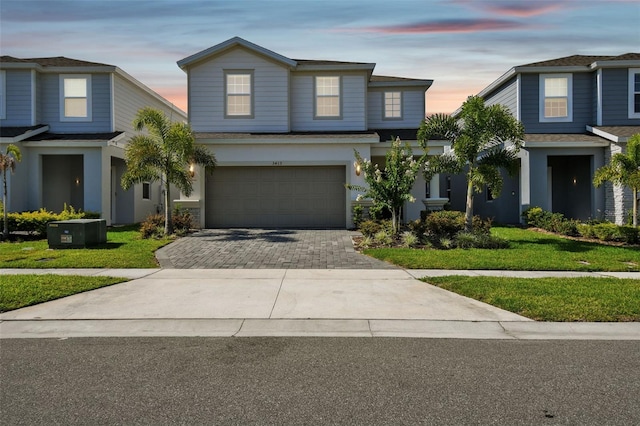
{"left": 1, "top": 268, "right": 638, "bottom": 340}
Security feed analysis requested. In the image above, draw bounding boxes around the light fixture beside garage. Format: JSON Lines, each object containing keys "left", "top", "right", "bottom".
{"left": 189, "top": 164, "right": 195, "bottom": 178}
{"left": 354, "top": 161, "right": 362, "bottom": 176}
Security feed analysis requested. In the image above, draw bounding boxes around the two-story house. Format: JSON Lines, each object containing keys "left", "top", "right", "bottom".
{"left": 0, "top": 56, "right": 187, "bottom": 225}
{"left": 445, "top": 53, "right": 640, "bottom": 224}
{"left": 175, "top": 37, "right": 437, "bottom": 229}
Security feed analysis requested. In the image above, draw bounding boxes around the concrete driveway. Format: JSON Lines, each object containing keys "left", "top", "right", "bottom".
{"left": 155, "top": 229, "right": 395, "bottom": 269}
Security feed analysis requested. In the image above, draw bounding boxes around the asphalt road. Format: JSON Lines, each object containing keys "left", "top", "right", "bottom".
{"left": 2, "top": 337, "right": 639, "bottom": 425}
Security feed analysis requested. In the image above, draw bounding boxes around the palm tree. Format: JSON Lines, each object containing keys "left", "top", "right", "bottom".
{"left": 418, "top": 95, "right": 525, "bottom": 232}
{"left": 593, "top": 133, "right": 640, "bottom": 227}
{"left": 1, "top": 144, "right": 22, "bottom": 240}
{"left": 121, "top": 107, "right": 216, "bottom": 235}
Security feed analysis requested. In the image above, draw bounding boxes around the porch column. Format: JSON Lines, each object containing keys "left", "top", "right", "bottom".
{"left": 422, "top": 174, "right": 449, "bottom": 211}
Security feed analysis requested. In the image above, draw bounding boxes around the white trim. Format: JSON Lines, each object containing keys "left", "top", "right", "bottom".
{"left": 629, "top": 68, "right": 640, "bottom": 119}
{"left": 539, "top": 73, "right": 573, "bottom": 123}
{"left": 59, "top": 74, "right": 92, "bottom": 122}
{"left": 516, "top": 74, "right": 521, "bottom": 121}
{"left": 596, "top": 69, "right": 603, "bottom": 126}
{"left": 0, "top": 70, "right": 5, "bottom": 119}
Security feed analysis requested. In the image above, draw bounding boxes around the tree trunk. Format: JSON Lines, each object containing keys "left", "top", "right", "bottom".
{"left": 464, "top": 179, "right": 474, "bottom": 232}
{"left": 391, "top": 208, "right": 398, "bottom": 235}
{"left": 164, "top": 177, "right": 173, "bottom": 235}
{"left": 2, "top": 173, "right": 8, "bottom": 240}
{"left": 633, "top": 188, "right": 638, "bottom": 228}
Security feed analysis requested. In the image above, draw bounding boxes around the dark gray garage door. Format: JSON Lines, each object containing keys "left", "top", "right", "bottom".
{"left": 205, "top": 166, "right": 346, "bottom": 228}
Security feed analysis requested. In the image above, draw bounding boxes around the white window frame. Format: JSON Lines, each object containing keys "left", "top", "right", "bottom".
{"left": 314, "top": 76, "right": 341, "bottom": 119}
{"left": 629, "top": 68, "right": 640, "bottom": 119}
{"left": 224, "top": 71, "right": 253, "bottom": 118}
{"left": 0, "top": 70, "right": 6, "bottom": 119}
{"left": 539, "top": 74, "right": 572, "bottom": 123}
{"left": 383, "top": 91, "right": 402, "bottom": 119}
{"left": 60, "top": 74, "right": 92, "bottom": 122}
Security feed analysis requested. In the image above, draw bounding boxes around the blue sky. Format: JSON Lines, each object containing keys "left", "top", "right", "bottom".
{"left": 1, "top": 0, "right": 639, "bottom": 114}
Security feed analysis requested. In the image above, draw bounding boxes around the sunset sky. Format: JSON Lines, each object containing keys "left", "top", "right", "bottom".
{"left": 1, "top": 0, "right": 638, "bottom": 115}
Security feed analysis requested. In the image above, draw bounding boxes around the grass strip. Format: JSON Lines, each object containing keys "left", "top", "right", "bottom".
{"left": 366, "top": 227, "right": 640, "bottom": 271}
{"left": 0, "top": 225, "right": 171, "bottom": 269}
{"left": 423, "top": 276, "right": 640, "bottom": 322}
{"left": 0, "top": 274, "right": 127, "bottom": 312}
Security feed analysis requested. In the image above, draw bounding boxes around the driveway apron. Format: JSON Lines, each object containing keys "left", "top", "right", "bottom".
{"left": 155, "top": 229, "right": 396, "bottom": 269}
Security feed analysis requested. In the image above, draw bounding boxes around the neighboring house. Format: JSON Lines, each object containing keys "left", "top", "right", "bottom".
{"left": 446, "top": 53, "right": 640, "bottom": 224}
{"left": 175, "top": 37, "right": 436, "bottom": 228}
{"left": 0, "top": 56, "right": 187, "bottom": 225}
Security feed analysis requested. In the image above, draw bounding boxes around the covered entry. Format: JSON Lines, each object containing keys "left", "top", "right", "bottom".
{"left": 205, "top": 166, "right": 346, "bottom": 228}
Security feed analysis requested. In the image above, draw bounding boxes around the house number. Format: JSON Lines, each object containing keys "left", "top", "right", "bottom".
{"left": 272, "top": 161, "right": 283, "bottom": 166}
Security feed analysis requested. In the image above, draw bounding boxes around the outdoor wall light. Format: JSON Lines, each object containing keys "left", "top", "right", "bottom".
{"left": 354, "top": 161, "right": 362, "bottom": 176}
{"left": 75, "top": 177, "right": 80, "bottom": 186}
{"left": 189, "top": 164, "right": 195, "bottom": 178}
{"left": 572, "top": 177, "right": 577, "bottom": 186}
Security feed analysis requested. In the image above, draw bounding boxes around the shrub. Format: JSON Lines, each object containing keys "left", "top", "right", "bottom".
{"left": 171, "top": 207, "right": 193, "bottom": 236}
{"left": 374, "top": 230, "right": 393, "bottom": 246}
{"left": 352, "top": 204, "right": 364, "bottom": 228}
{"left": 5, "top": 205, "right": 95, "bottom": 237}
{"left": 555, "top": 218, "right": 580, "bottom": 237}
{"left": 368, "top": 203, "right": 392, "bottom": 221}
{"left": 358, "top": 219, "right": 382, "bottom": 238}
{"left": 618, "top": 226, "right": 639, "bottom": 244}
{"left": 454, "top": 232, "right": 477, "bottom": 249}
{"left": 423, "top": 210, "right": 490, "bottom": 241}
{"left": 593, "top": 223, "right": 619, "bottom": 241}
{"left": 140, "top": 214, "right": 165, "bottom": 239}
{"left": 438, "top": 237, "right": 454, "bottom": 250}
{"left": 577, "top": 224, "right": 596, "bottom": 239}
{"left": 400, "top": 231, "right": 418, "bottom": 248}
{"left": 453, "top": 231, "right": 510, "bottom": 249}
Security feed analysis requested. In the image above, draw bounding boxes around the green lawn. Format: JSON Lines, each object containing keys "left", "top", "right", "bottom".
{"left": 0, "top": 225, "right": 172, "bottom": 268}
{"left": 424, "top": 276, "right": 640, "bottom": 322}
{"left": 366, "top": 227, "right": 640, "bottom": 271}
{"left": 0, "top": 274, "right": 127, "bottom": 312}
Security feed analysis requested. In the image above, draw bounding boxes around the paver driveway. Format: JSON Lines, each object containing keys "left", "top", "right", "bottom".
{"left": 155, "top": 229, "right": 396, "bottom": 269}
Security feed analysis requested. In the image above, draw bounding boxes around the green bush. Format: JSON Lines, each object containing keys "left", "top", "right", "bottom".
{"left": 400, "top": 231, "right": 418, "bottom": 248}
{"left": 618, "top": 226, "right": 639, "bottom": 244}
{"left": 453, "top": 231, "right": 510, "bottom": 250}
{"left": 593, "top": 223, "right": 620, "bottom": 241}
{"left": 140, "top": 214, "right": 165, "bottom": 239}
{"left": 352, "top": 204, "right": 364, "bottom": 228}
{"left": 423, "top": 210, "right": 490, "bottom": 240}
{"left": 171, "top": 207, "right": 193, "bottom": 236}
{"left": 358, "top": 219, "right": 383, "bottom": 238}
{"left": 368, "top": 203, "right": 392, "bottom": 221}
{"left": 5, "top": 205, "right": 96, "bottom": 236}
{"left": 374, "top": 230, "right": 393, "bottom": 246}
{"left": 577, "top": 223, "right": 596, "bottom": 239}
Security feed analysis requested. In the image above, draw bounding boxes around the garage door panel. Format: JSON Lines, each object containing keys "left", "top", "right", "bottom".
{"left": 206, "top": 166, "right": 346, "bottom": 228}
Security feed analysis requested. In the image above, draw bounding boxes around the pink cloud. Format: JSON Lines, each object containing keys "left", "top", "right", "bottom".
{"left": 347, "top": 19, "right": 525, "bottom": 34}
{"left": 482, "top": 3, "right": 564, "bottom": 17}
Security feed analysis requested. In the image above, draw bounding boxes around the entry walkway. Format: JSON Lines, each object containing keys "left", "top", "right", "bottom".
{"left": 155, "top": 229, "right": 396, "bottom": 269}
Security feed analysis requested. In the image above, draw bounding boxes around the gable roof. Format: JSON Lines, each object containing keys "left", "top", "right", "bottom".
{"left": 177, "top": 36, "right": 298, "bottom": 70}
{"left": 1, "top": 56, "right": 113, "bottom": 69}
{"left": 471, "top": 52, "right": 640, "bottom": 103}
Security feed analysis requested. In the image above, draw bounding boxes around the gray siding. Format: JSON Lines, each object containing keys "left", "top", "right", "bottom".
{"left": 291, "top": 72, "right": 367, "bottom": 131}
{"left": 367, "top": 88, "right": 425, "bottom": 130}
{"left": 40, "top": 72, "right": 112, "bottom": 133}
{"left": 602, "top": 68, "right": 640, "bottom": 125}
{"left": 188, "top": 47, "right": 289, "bottom": 132}
{"left": 1, "top": 69, "right": 33, "bottom": 126}
{"left": 485, "top": 76, "right": 518, "bottom": 117}
{"left": 520, "top": 73, "right": 594, "bottom": 133}
{"left": 113, "top": 74, "right": 186, "bottom": 135}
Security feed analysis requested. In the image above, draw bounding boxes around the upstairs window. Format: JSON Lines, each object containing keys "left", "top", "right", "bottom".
{"left": 0, "top": 71, "right": 5, "bottom": 119}
{"left": 60, "top": 75, "right": 91, "bottom": 121}
{"left": 384, "top": 91, "right": 402, "bottom": 119}
{"left": 315, "top": 76, "right": 340, "bottom": 118}
{"left": 629, "top": 68, "right": 640, "bottom": 119}
{"left": 225, "top": 72, "right": 253, "bottom": 117}
{"left": 539, "top": 74, "right": 572, "bottom": 123}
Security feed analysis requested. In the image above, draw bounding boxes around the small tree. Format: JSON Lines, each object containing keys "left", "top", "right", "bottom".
{"left": 418, "top": 96, "right": 524, "bottom": 232}
{"left": 121, "top": 107, "right": 216, "bottom": 235}
{"left": 594, "top": 133, "right": 640, "bottom": 227}
{"left": 348, "top": 137, "right": 424, "bottom": 234}
{"left": 1, "top": 144, "right": 22, "bottom": 240}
